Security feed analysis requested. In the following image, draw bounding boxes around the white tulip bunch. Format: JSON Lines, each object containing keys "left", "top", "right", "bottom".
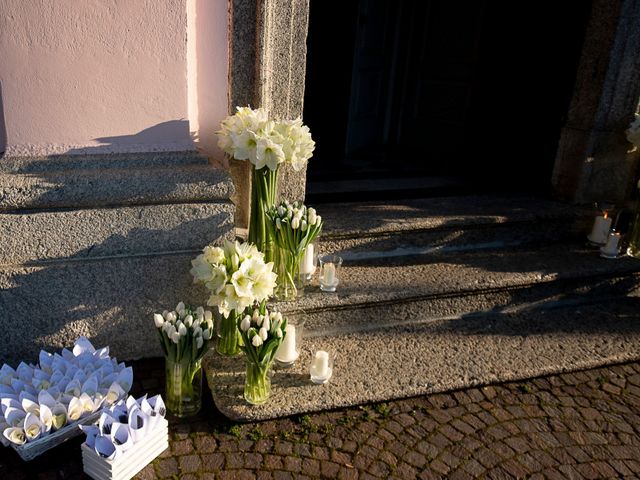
{"left": 0, "top": 337, "right": 131, "bottom": 447}
{"left": 154, "top": 302, "right": 213, "bottom": 365}
{"left": 190, "top": 240, "right": 277, "bottom": 319}
{"left": 266, "top": 200, "right": 323, "bottom": 256}
{"left": 217, "top": 106, "right": 315, "bottom": 172}
{"left": 237, "top": 303, "right": 287, "bottom": 367}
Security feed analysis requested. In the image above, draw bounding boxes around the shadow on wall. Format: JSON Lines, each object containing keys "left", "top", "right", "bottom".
{"left": 0, "top": 214, "right": 227, "bottom": 365}
{"left": 0, "top": 81, "right": 6, "bottom": 155}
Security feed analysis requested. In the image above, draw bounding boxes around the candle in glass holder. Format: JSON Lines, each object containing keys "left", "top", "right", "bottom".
{"left": 588, "top": 214, "right": 612, "bottom": 245}
{"left": 300, "top": 244, "right": 316, "bottom": 277}
{"left": 600, "top": 232, "right": 621, "bottom": 259}
{"left": 322, "top": 263, "right": 336, "bottom": 286}
{"left": 310, "top": 350, "right": 332, "bottom": 384}
{"left": 274, "top": 324, "right": 298, "bottom": 364}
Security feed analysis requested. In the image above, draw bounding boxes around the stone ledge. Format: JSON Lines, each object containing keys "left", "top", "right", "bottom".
{"left": 0, "top": 201, "right": 234, "bottom": 265}
{"left": 0, "top": 252, "right": 215, "bottom": 365}
{"left": 0, "top": 151, "right": 209, "bottom": 174}
{"left": 0, "top": 164, "right": 234, "bottom": 211}
{"left": 279, "top": 244, "right": 640, "bottom": 320}
{"left": 318, "top": 196, "right": 591, "bottom": 239}
{"left": 205, "top": 297, "right": 640, "bottom": 421}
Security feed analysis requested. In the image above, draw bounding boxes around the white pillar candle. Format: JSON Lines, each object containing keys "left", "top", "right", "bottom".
{"left": 275, "top": 325, "right": 298, "bottom": 363}
{"left": 300, "top": 244, "right": 315, "bottom": 275}
{"left": 322, "top": 263, "right": 336, "bottom": 286}
{"left": 601, "top": 232, "right": 621, "bottom": 257}
{"left": 312, "top": 351, "right": 329, "bottom": 378}
{"left": 588, "top": 215, "right": 612, "bottom": 244}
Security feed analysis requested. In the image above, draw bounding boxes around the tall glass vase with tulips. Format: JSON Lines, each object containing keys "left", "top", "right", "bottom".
{"left": 217, "top": 107, "right": 315, "bottom": 261}
{"left": 153, "top": 303, "right": 213, "bottom": 417}
{"left": 266, "top": 200, "right": 323, "bottom": 301}
{"left": 237, "top": 303, "right": 287, "bottom": 405}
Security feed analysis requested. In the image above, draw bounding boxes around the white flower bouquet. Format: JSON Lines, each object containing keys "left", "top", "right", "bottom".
{"left": 0, "top": 337, "right": 131, "bottom": 460}
{"left": 153, "top": 303, "right": 213, "bottom": 417}
{"left": 266, "top": 200, "right": 323, "bottom": 300}
{"left": 237, "top": 303, "right": 287, "bottom": 405}
{"left": 190, "top": 240, "right": 277, "bottom": 356}
{"left": 217, "top": 107, "right": 315, "bottom": 260}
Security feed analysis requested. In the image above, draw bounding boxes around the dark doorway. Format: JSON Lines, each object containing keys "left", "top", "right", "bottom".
{"left": 304, "top": 0, "right": 592, "bottom": 201}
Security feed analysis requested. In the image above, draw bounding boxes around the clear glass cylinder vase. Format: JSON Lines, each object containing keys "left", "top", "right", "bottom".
{"left": 165, "top": 357, "right": 202, "bottom": 417}
{"left": 274, "top": 246, "right": 304, "bottom": 301}
{"left": 249, "top": 167, "right": 279, "bottom": 262}
{"left": 216, "top": 310, "right": 242, "bottom": 356}
{"left": 244, "top": 360, "right": 272, "bottom": 405}
{"left": 627, "top": 205, "right": 640, "bottom": 259}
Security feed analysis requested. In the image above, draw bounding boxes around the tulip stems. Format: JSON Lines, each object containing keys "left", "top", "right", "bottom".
{"left": 249, "top": 167, "right": 278, "bottom": 262}
{"left": 216, "top": 311, "right": 242, "bottom": 356}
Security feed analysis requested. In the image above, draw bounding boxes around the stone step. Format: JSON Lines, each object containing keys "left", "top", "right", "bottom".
{"left": 205, "top": 294, "right": 640, "bottom": 421}
{"left": 280, "top": 243, "right": 640, "bottom": 332}
{"left": 0, "top": 251, "right": 209, "bottom": 365}
{"left": 0, "top": 163, "right": 234, "bottom": 211}
{"left": 0, "top": 151, "right": 209, "bottom": 174}
{"left": 0, "top": 202, "right": 234, "bottom": 265}
{"left": 316, "top": 196, "right": 593, "bottom": 258}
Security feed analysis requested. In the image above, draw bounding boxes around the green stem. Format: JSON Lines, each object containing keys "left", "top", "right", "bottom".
{"left": 244, "top": 360, "right": 272, "bottom": 405}
{"left": 216, "top": 311, "right": 242, "bottom": 356}
{"left": 249, "top": 167, "right": 279, "bottom": 261}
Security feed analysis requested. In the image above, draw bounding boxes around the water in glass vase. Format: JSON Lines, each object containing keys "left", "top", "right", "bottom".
{"left": 165, "top": 358, "right": 202, "bottom": 417}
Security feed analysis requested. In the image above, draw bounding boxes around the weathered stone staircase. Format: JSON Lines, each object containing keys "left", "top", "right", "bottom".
{"left": 0, "top": 152, "right": 234, "bottom": 364}
{"left": 206, "top": 196, "right": 640, "bottom": 421}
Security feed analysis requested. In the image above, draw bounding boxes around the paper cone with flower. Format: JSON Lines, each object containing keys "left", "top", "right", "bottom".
{"left": 191, "top": 240, "right": 277, "bottom": 356}
{"left": 217, "top": 107, "right": 315, "bottom": 260}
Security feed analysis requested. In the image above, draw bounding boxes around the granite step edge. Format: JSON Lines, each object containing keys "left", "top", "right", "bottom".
{"left": 280, "top": 244, "right": 640, "bottom": 317}
{"left": 0, "top": 164, "right": 234, "bottom": 211}
{"left": 205, "top": 297, "right": 640, "bottom": 422}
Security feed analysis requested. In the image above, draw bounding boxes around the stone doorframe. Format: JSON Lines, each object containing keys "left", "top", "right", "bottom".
{"left": 227, "top": 0, "right": 310, "bottom": 230}
{"left": 227, "top": 0, "right": 640, "bottom": 215}
{"left": 552, "top": 0, "right": 640, "bottom": 205}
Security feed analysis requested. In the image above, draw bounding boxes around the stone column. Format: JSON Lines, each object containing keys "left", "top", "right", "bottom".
{"left": 552, "top": 0, "right": 640, "bottom": 204}
{"left": 228, "top": 0, "right": 310, "bottom": 231}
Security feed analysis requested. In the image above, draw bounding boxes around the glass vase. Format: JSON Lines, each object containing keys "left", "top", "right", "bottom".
{"left": 216, "top": 310, "right": 242, "bottom": 356}
{"left": 249, "top": 166, "right": 278, "bottom": 262}
{"left": 274, "top": 246, "right": 304, "bottom": 301}
{"left": 244, "top": 360, "right": 272, "bottom": 405}
{"left": 165, "top": 357, "right": 202, "bottom": 417}
{"left": 627, "top": 204, "right": 640, "bottom": 259}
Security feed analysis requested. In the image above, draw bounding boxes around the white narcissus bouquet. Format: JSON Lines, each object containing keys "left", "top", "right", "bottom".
{"left": 266, "top": 200, "right": 323, "bottom": 300}
{"left": 190, "top": 240, "right": 277, "bottom": 356}
{"left": 237, "top": 303, "right": 287, "bottom": 405}
{"left": 153, "top": 303, "right": 213, "bottom": 417}
{"left": 216, "top": 107, "right": 315, "bottom": 260}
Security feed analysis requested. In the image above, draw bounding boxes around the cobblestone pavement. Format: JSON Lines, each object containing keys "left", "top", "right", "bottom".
{"left": 2, "top": 359, "right": 640, "bottom": 479}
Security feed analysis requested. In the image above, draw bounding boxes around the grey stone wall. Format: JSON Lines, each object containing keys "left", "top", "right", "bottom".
{"left": 552, "top": 0, "right": 640, "bottom": 204}
{"left": 0, "top": 152, "right": 234, "bottom": 365}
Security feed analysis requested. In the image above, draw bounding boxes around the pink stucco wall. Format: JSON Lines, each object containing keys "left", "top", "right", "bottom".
{"left": 0, "top": 0, "right": 227, "bottom": 157}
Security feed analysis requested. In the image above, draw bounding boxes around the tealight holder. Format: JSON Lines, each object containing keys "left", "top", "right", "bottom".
{"left": 299, "top": 241, "right": 318, "bottom": 285}
{"left": 587, "top": 201, "right": 614, "bottom": 245}
{"left": 319, "top": 255, "right": 342, "bottom": 292}
{"left": 310, "top": 350, "right": 335, "bottom": 384}
{"left": 600, "top": 230, "right": 622, "bottom": 259}
{"left": 274, "top": 318, "right": 305, "bottom": 367}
